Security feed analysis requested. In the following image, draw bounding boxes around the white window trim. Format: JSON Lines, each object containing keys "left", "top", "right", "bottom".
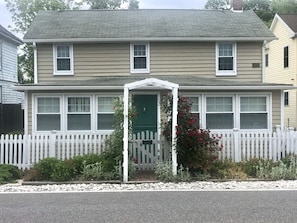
{"left": 216, "top": 42, "right": 237, "bottom": 76}
{"left": 184, "top": 93, "right": 271, "bottom": 131}
{"left": 130, "top": 42, "right": 150, "bottom": 74}
{"left": 53, "top": 44, "right": 74, "bottom": 75}
{"left": 33, "top": 95, "right": 63, "bottom": 133}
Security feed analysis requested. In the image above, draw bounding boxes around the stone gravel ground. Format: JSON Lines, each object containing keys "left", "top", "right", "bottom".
{"left": 1, "top": 180, "right": 297, "bottom": 193}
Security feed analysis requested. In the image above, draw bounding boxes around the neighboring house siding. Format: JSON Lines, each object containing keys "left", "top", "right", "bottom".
{"left": 0, "top": 40, "right": 23, "bottom": 104}
{"left": 266, "top": 17, "right": 297, "bottom": 128}
{"left": 272, "top": 90, "right": 281, "bottom": 128}
{"left": 37, "top": 42, "right": 263, "bottom": 83}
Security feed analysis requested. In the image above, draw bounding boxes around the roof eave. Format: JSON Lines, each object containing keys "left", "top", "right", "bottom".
{"left": 12, "top": 84, "right": 294, "bottom": 92}
{"left": 23, "top": 37, "right": 276, "bottom": 44}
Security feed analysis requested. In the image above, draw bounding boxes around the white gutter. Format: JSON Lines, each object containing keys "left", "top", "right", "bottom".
{"left": 12, "top": 84, "right": 296, "bottom": 91}
{"left": 23, "top": 36, "right": 277, "bottom": 44}
{"left": 33, "top": 42, "right": 38, "bottom": 84}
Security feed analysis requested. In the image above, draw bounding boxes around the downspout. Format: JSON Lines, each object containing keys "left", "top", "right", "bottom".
{"left": 33, "top": 42, "right": 38, "bottom": 84}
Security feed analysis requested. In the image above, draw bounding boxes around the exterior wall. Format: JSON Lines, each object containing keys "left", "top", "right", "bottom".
{"left": 0, "top": 40, "right": 23, "bottom": 104}
{"left": 36, "top": 41, "right": 263, "bottom": 83}
{"left": 265, "top": 18, "right": 297, "bottom": 128}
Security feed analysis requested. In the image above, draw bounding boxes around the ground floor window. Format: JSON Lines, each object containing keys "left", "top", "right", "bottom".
{"left": 34, "top": 94, "right": 118, "bottom": 132}
{"left": 188, "top": 93, "right": 270, "bottom": 130}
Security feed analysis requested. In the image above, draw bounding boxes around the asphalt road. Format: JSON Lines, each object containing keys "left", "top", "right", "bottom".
{"left": 1, "top": 191, "right": 297, "bottom": 223}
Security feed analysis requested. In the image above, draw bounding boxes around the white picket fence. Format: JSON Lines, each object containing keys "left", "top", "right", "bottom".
{"left": 1, "top": 128, "right": 297, "bottom": 169}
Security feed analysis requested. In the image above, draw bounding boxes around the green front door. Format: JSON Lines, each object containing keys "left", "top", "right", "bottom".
{"left": 133, "top": 95, "right": 157, "bottom": 134}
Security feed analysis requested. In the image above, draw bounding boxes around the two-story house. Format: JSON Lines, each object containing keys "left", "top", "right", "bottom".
{"left": 265, "top": 14, "right": 297, "bottom": 129}
{"left": 14, "top": 4, "right": 292, "bottom": 137}
{"left": 0, "top": 25, "right": 23, "bottom": 133}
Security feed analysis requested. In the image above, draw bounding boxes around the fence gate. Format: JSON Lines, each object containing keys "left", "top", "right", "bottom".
{"left": 129, "top": 131, "right": 170, "bottom": 170}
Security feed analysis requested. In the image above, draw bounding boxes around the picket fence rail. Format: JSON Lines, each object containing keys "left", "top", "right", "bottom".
{"left": 1, "top": 128, "right": 297, "bottom": 169}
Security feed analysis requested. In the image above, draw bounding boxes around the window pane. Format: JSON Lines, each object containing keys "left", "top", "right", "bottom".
{"left": 67, "top": 114, "right": 91, "bottom": 130}
{"left": 98, "top": 97, "right": 114, "bottom": 112}
{"left": 219, "top": 43, "right": 233, "bottom": 56}
{"left": 98, "top": 114, "right": 115, "bottom": 130}
{"left": 240, "top": 113, "right": 267, "bottom": 129}
{"left": 207, "top": 97, "right": 232, "bottom": 112}
{"left": 240, "top": 97, "right": 266, "bottom": 112}
{"left": 57, "top": 46, "right": 70, "bottom": 57}
{"left": 190, "top": 97, "right": 199, "bottom": 112}
{"left": 68, "top": 97, "right": 90, "bottom": 112}
{"left": 134, "top": 57, "right": 146, "bottom": 69}
{"left": 219, "top": 57, "right": 233, "bottom": 70}
{"left": 38, "top": 98, "right": 60, "bottom": 113}
{"left": 37, "top": 114, "right": 60, "bottom": 131}
{"left": 191, "top": 113, "right": 200, "bottom": 128}
{"left": 57, "top": 59, "right": 70, "bottom": 71}
{"left": 206, "top": 113, "right": 233, "bottom": 129}
{"left": 134, "top": 45, "right": 146, "bottom": 56}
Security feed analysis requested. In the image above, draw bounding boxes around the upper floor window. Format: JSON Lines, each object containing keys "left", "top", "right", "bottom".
{"left": 284, "top": 91, "right": 289, "bottom": 106}
{"left": 53, "top": 44, "right": 73, "bottom": 75}
{"left": 130, "top": 43, "right": 150, "bottom": 73}
{"left": 216, "top": 42, "right": 237, "bottom": 76}
{"left": 284, "top": 46, "right": 289, "bottom": 68}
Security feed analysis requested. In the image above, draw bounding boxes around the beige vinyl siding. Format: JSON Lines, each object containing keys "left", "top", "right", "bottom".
{"left": 284, "top": 89, "right": 297, "bottom": 127}
{"left": 37, "top": 41, "right": 264, "bottom": 83}
{"left": 271, "top": 90, "right": 281, "bottom": 128}
{"left": 27, "top": 92, "right": 33, "bottom": 134}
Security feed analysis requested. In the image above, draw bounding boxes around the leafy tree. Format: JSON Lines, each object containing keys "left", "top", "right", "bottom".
{"left": 5, "top": 0, "right": 81, "bottom": 83}
{"left": 205, "top": 0, "right": 229, "bottom": 10}
{"left": 86, "top": 0, "right": 138, "bottom": 9}
{"left": 271, "top": 0, "right": 297, "bottom": 14}
{"left": 243, "top": 0, "right": 274, "bottom": 25}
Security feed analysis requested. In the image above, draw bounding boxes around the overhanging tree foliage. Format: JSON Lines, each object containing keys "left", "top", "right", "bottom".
{"left": 5, "top": 0, "right": 139, "bottom": 83}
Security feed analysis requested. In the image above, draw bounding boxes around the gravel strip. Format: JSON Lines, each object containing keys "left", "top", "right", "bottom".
{"left": 1, "top": 180, "right": 297, "bottom": 192}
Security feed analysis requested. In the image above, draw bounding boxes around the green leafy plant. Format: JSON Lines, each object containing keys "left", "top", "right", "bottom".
{"left": 154, "top": 161, "right": 191, "bottom": 182}
{"left": 80, "top": 161, "right": 104, "bottom": 180}
{"left": 162, "top": 95, "right": 222, "bottom": 173}
{"left": 0, "top": 164, "right": 21, "bottom": 184}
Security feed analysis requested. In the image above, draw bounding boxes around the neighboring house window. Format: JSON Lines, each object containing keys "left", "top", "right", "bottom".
{"left": 216, "top": 42, "right": 237, "bottom": 76}
{"left": 284, "top": 46, "right": 289, "bottom": 68}
{"left": 130, "top": 43, "right": 150, "bottom": 73}
{"left": 240, "top": 96, "right": 267, "bottom": 129}
{"left": 284, "top": 91, "right": 289, "bottom": 106}
{"left": 189, "top": 97, "right": 200, "bottom": 128}
{"left": 67, "top": 97, "right": 91, "bottom": 130}
{"left": 206, "top": 96, "right": 234, "bottom": 129}
{"left": 97, "top": 97, "right": 116, "bottom": 130}
{"left": 36, "top": 97, "right": 61, "bottom": 131}
{"left": 265, "top": 54, "right": 269, "bottom": 67}
{"left": 53, "top": 44, "right": 73, "bottom": 75}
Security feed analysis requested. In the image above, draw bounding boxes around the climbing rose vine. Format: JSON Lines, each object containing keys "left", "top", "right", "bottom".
{"left": 162, "top": 94, "right": 222, "bottom": 172}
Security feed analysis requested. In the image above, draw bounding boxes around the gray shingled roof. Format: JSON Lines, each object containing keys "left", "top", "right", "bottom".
{"left": 24, "top": 9, "right": 275, "bottom": 42}
{"left": 0, "top": 25, "right": 23, "bottom": 45}
{"left": 278, "top": 14, "right": 297, "bottom": 33}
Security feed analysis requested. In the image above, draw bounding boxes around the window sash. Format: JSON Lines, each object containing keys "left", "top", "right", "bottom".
{"left": 284, "top": 92, "right": 289, "bottom": 106}
{"left": 97, "top": 97, "right": 116, "bottom": 130}
{"left": 240, "top": 97, "right": 266, "bottom": 112}
{"left": 68, "top": 97, "right": 90, "bottom": 113}
{"left": 131, "top": 43, "right": 149, "bottom": 73}
{"left": 284, "top": 46, "right": 289, "bottom": 68}
{"left": 54, "top": 44, "right": 73, "bottom": 74}
{"left": 218, "top": 43, "right": 234, "bottom": 71}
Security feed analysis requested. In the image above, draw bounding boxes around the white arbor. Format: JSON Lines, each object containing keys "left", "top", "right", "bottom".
{"left": 123, "top": 78, "right": 179, "bottom": 182}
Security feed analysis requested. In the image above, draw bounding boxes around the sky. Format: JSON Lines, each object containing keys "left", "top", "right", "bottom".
{"left": 0, "top": 0, "right": 208, "bottom": 38}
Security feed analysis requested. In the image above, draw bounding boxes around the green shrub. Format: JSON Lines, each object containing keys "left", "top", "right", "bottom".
{"left": 80, "top": 161, "right": 104, "bottom": 180}
{"left": 70, "top": 154, "right": 102, "bottom": 176}
{"left": 0, "top": 164, "right": 21, "bottom": 184}
{"left": 154, "top": 161, "right": 191, "bottom": 182}
{"left": 241, "top": 158, "right": 260, "bottom": 177}
{"left": 209, "top": 160, "right": 248, "bottom": 179}
{"left": 50, "top": 161, "right": 72, "bottom": 181}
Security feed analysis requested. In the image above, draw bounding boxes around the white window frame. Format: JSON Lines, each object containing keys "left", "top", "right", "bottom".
{"left": 66, "top": 96, "right": 92, "bottom": 131}
{"left": 34, "top": 96, "right": 62, "bottom": 132}
{"left": 53, "top": 44, "right": 74, "bottom": 75}
{"left": 130, "top": 42, "right": 150, "bottom": 74}
{"left": 239, "top": 95, "right": 269, "bottom": 130}
{"left": 216, "top": 42, "right": 237, "bottom": 76}
{"left": 97, "top": 96, "right": 117, "bottom": 131}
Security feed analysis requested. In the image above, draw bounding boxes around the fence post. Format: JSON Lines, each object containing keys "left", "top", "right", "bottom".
{"left": 49, "top": 130, "right": 57, "bottom": 157}
{"left": 233, "top": 128, "right": 241, "bottom": 162}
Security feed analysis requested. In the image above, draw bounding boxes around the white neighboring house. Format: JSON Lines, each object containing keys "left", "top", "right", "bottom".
{"left": 0, "top": 25, "right": 23, "bottom": 105}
